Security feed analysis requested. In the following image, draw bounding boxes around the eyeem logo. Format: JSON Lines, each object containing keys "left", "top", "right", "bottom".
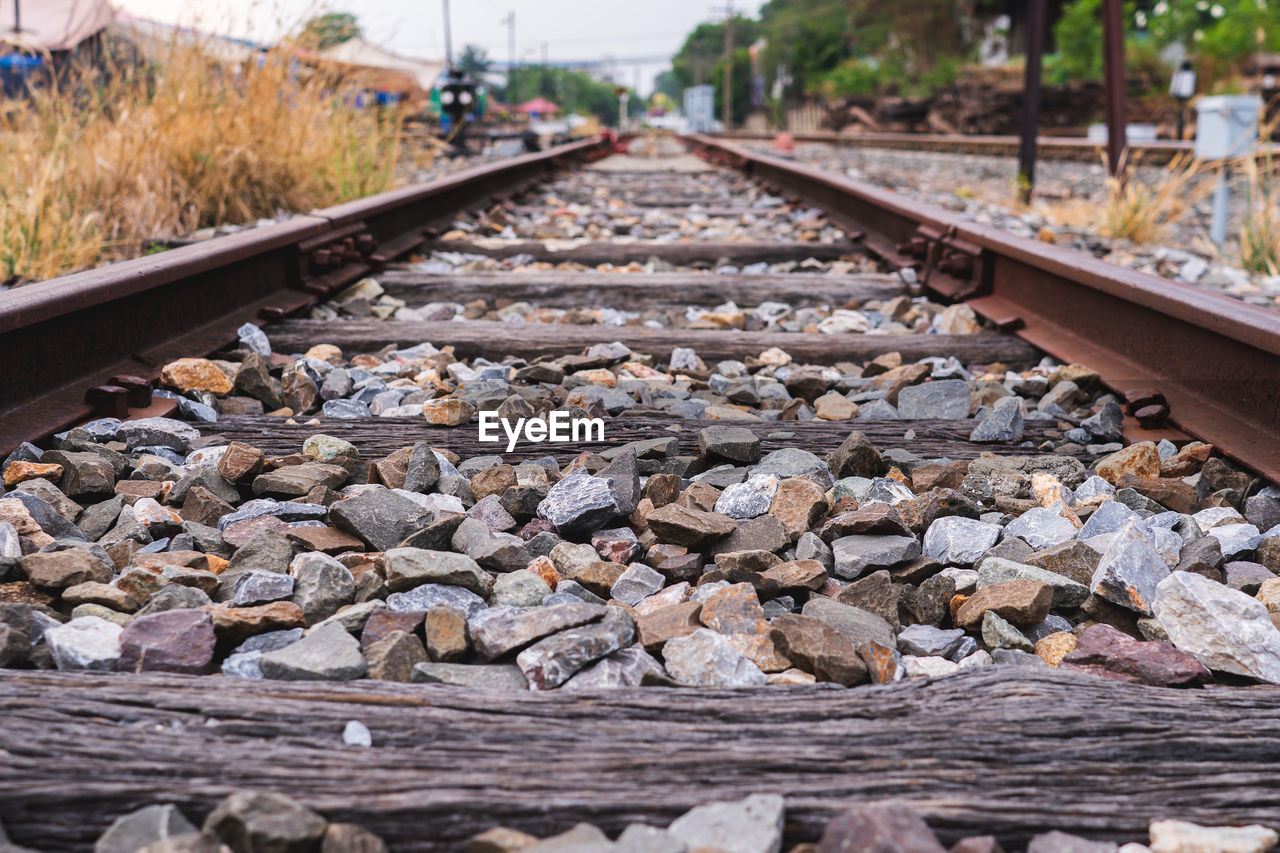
{"left": 478, "top": 411, "right": 605, "bottom": 452}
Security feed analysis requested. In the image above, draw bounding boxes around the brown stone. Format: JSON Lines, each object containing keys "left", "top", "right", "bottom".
{"left": 816, "top": 803, "right": 947, "bottom": 853}
{"left": 371, "top": 447, "right": 412, "bottom": 490}
{"left": 0, "top": 498, "right": 54, "bottom": 550}
{"left": 826, "top": 429, "right": 884, "bottom": 480}
{"left": 221, "top": 514, "right": 290, "bottom": 549}
{"left": 760, "top": 559, "right": 828, "bottom": 591}
{"left": 470, "top": 465, "right": 517, "bottom": 502}
{"left": 1034, "top": 631, "right": 1078, "bottom": 667}
{"left": 1159, "top": 441, "right": 1213, "bottom": 477}
{"left": 365, "top": 630, "right": 427, "bottom": 682}
{"left": 768, "top": 477, "right": 827, "bottom": 541}
{"left": 21, "top": 550, "right": 112, "bottom": 589}
{"left": 217, "top": 442, "right": 265, "bottom": 482}
{"left": 43, "top": 452, "right": 114, "bottom": 497}
{"left": 911, "top": 461, "right": 967, "bottom": 493}
{"left": 462, "top": 827, "right": 539, "bottom": 853}
{"left": 1024, "top": 540, "right": 1103, "bottom": 587}
{"left": 117, "top": 609, "right": 216, "bottom": 674}
{"left": 859, "top": 640, "right": 903, "bottom": 684}
{"left": 161, "top": 358, "right": 233, "bottom": 395}
{"left": 833, "top": 570, "right": 901, "bottom": 629}
{"left": 673, "top": 482, "right": 722, "bottom": 513}
{"left": 3, "top": 462, "right": 62, "bottom": 487}
{"left": 1059, "top": 623, "right": 1212, "bottom": 687}
{"left": 1115, "top": 475, "right": 1197, "bottom": 514}
{"left": 207, "top": 601, "right": 305, "bottom": 642}
{"left": 647, "top": 504, "right": 737, "bottom": 548}
{"left": 61, "top": 582, "right": 139, "bottom": 612}
{"left": 286, "top": 526, "right": 366, "bottom": 556}
{"left": 252, "top": 463, "right": 348, "bottom": 498}
{"left": 565, "top": 561, "right": 627, "bottom": 598}
{"left": 0, "top": 581, "right": 53, "bottom": 606}
{"left": 423, "top": 398, "right": 476, "bottom": 426}
{"left": 869, "top": 362, "right": 931, "bottom": 405}
{"left": 954, "top": 579, "right": 1053, "bottom": 628}
{"left": 818, "top": 504, "right": 911, "bottom": 541}
{"left": 362, "top": 609, "right": 426, "bottom": 649}
{"left": 641, "top": 473, "right": 682, "bottom": 509}
{"left": 179, "top": 486, "right": 236, "bottom": 527}
{"left": 636, "top": 601, "right": 702, "bottom": 652}
{"left": 1094, "top": 442, "right": 1160, "bottom": 484}
{"left": 424, "top": 604, "right": 469, "bottom": 662}
{"left": 769, "top": 613, "right": 867, "bottom": 686}
{"left": 322, "top": 823, "right": 389, "bottom": 853}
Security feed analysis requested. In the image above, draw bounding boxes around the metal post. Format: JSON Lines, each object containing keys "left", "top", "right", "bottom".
{"left": 12, "top": 0, "right": 19, "bottom": 33}
{"left": 442, "top": 0, "right": 453, "bottom": 68}
{"left": 1018, "top": 0, "right": 1046, "bottom": 204}
{"left": 503, "top": 11, "right": 516, "bottom": 106}
{"left": 1210, "top": 165, "right": 1230, "bottom": 245}
{"left": 723, "top": 1, "right": 733, "bottom": 130}
{"left": 1102, "top": 0, "right": 1127, "bottom": 177}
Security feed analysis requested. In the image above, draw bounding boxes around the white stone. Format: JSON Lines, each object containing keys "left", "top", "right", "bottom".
{"left": 662, "top": 628, "right": 766, "bottom": 688}
{"left": 902, "top": 655, "right": 961, "bottom": 678}
{"left": 1154, "top": 572, "right": 1280, "bottom": 683}
{"left": 1149, "top": 819, "right": 1279, "bottom": 853}
{"left": 45, "top": 616, "right": 123, "bottom": 671}
{"left": 342, "top": 720, "right": 372, "bottom": 747}
{"left": 668, "top": 794, "right": 784, "bottom": 853}
{"left": 922, "top": 516, "right": 1001, "bottom": 567}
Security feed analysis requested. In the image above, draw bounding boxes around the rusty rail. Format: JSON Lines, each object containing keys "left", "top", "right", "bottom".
{"left": 0, "top": 136, "right": 614, "bottom": 455}
{"left": 684, "top": 133, "right": 1280, "bottom": 482}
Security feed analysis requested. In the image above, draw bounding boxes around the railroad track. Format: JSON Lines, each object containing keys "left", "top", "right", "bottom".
{"left": 714, "top": 129, "right": 1280, "bottom": 165}
{"left": 2, "top": 134, "right": 1280, "bottom": 851}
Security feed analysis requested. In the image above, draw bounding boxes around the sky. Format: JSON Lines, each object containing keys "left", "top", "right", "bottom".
{"left": 111, "top": 0, "right": 765, "bottom": 95}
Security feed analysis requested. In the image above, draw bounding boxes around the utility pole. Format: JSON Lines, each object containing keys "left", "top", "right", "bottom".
{"left": 1102, "top": 0, "right": 1127, "bottom": 178}
{"left": 1017, "top": 0, "right": 1046, "bottom": 204}
{"left": 12, "top": 0, "right": 20, "bottom": 33}
{"left": 502, "top": 11, "right": 516, "bottom": 105}
{"left": 540, "top": 41, "right": 548, "bottom": 98}
{"left": 442, "top": 0, "right": 453, "bottom": 67}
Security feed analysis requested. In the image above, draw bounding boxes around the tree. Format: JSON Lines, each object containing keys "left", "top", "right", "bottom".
{"left": 298, "top": 13, "right": 361, "bottom": 50}
{"left": 457, "top": 45, "right": 492, "bottom": 78}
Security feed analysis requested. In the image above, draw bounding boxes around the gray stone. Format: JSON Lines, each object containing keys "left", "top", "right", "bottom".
{"left": 922, "top": 516, "right": 1001, "bottom": 567}
{"left": 561, "top": 646, "right": 667, "bottom": 691}
{"left": 613, "top": 823, "right": 689, "bottom": 853}
{"left": 291, "top": 553, "right": 355, "bottom": 625}
{"left": 796, "top": 532, "right": 833, "bottom": 571}
{"left": 896, "top": 379, "right": 971, "bottom": 419}
{"left": 662, "top": 628, "right": 767, "bottom": 688}
{"left": 95, "top": 805, "right": 196, "bottom": 853}
{"left": 516, "top": 605, "right": 635, "bottom": 689}
{"left": 1081, "top": 399, "right": 1124, "bottom": 442}
{"left": 667, "top": 794, "right": 784, "bottom": 853}
{"left": 259, "top": 623, "right": 366, "bottom": 681}
{"left": 203, "top": 792, "right": 327, "bottom": 853}
{"left": 403, "top": 443, "right": 441, "bottom": 493}
{"left": 698, "top": 426, "right": 761, "bottom": 464}
{"left": 117, "top": 418, "right": 200, "bottom": 452}
{"left": 232, "top": 571, "right": 295, "bottom": 606}
{"left": 610, "top": 563, "right": 666, "bottom": 606}
{"left": 801, "top": 597, "right": 895, "bottom": 651}
{"left": 830, "top": 534, "right": 921, "bottom": 580}
{"left": 1090, "top": 519, "right": 1171, "bottom": 615}
{"left": 714, "top": 473, "right": 779, "bottom": 520}
{"left": 491, "top": 570, "right": 551, "bottom": 607}
{"left": 1078, "top": 499, "right": 1136, "bottom": 538}
{"left": 826, "top": 430, "right": 884, "bottom": 480}
{"left": 469, "top": 602, "right": 606, "bottom": 661}
{"left": 897, "top": 624, "right": 966, "bottom": 658}
{"left": 450, "top": 518, "right": 531, "bottom": 572}
{"left": 1154, "top": 572, "right": 1280, "bottom": 683}
{"left": 383, "top": 548, "right": 492, "bottom": 596}
{"left": 982, "top": 610, "right": 1033, "bottom": 651}
{"left": 536, "top": 471, "right": 620, "bottom": 539}
{"left": 815, "top": 803, "right": 947, "bottom": 853}
{"left": 970, "top": 396, "right": 1024, "bottom": 442}
{"left": 977, "top": 558, "right": 1089, "bottom": 608}
{"left": 751, "top": 448, "right": 833, "bottom": 489}
{"left": 599, "top": 449, "right": 641, "bottom": 517}
{"left": 1005, "top": 507, "right": 1079, "bottom": 550}
{"left": 1208, "top": 523, "right": 1263, "bottom": 559}
{"left": 1025, "top": 831, "right": 1118, "bottom": 853}
{"left": 328, "top": 489, "right": 431, "bottom": 551}
{"left": 386, "top": 583, "right": 487, "bottom": 618}
{"left": 410, "top": 662, "right": 529, "bottom": 690}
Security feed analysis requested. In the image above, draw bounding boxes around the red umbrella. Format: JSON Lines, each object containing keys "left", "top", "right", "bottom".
{"left": 517, "top": 97, "right": 559, "bottom": 115}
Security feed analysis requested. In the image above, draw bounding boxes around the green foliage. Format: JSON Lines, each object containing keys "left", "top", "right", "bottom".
{"left": 711, "top": 47, "right": 753, "bottom": 126}
{"left": 498, "top": 66, "right": 621, "bottom": 125}
{"left": 298, "top": 13, "right": 361, "bottom": 50}
{"left": 456, "top": 45, "right": 491, "bottom": 78}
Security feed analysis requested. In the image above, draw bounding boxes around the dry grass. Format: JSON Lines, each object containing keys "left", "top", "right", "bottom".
{"left": 0, "top": 39, "right": 404, "bottom": 283}
{"left": 1100, "top": 152, "right": 1210, "bottom": 245}
{"left": 1239, "top": 112, "right": 1280, "bottom": 277}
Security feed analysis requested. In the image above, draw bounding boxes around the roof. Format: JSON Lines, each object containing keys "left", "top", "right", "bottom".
{"left": 0, "top": 0, "right": 115, "bottom": 52}
{"left": 311, "top": 38, "right": 443, "bottom": 92}
{"left": 109, "top": 15, "right": 261, "bottom": 65}
{"left": 518, "top": 97, "right": 559, "bottom": 114}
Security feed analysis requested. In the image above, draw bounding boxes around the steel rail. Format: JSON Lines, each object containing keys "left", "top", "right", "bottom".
{"left": 0, "top": 136, "right": 614, "bottom": 455}
{"left": 712, "top": 129, "right": 1280, "bottom": 165}
{"left": 684, "top": 133, "right": 1280, "bottom": 482}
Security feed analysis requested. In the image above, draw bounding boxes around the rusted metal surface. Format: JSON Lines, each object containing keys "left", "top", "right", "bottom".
{"left": 684, "top": 133, "right": 1280, "bottom": 481}
{"left": 0, "top": 137, "right": 612, "bottom": 455}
